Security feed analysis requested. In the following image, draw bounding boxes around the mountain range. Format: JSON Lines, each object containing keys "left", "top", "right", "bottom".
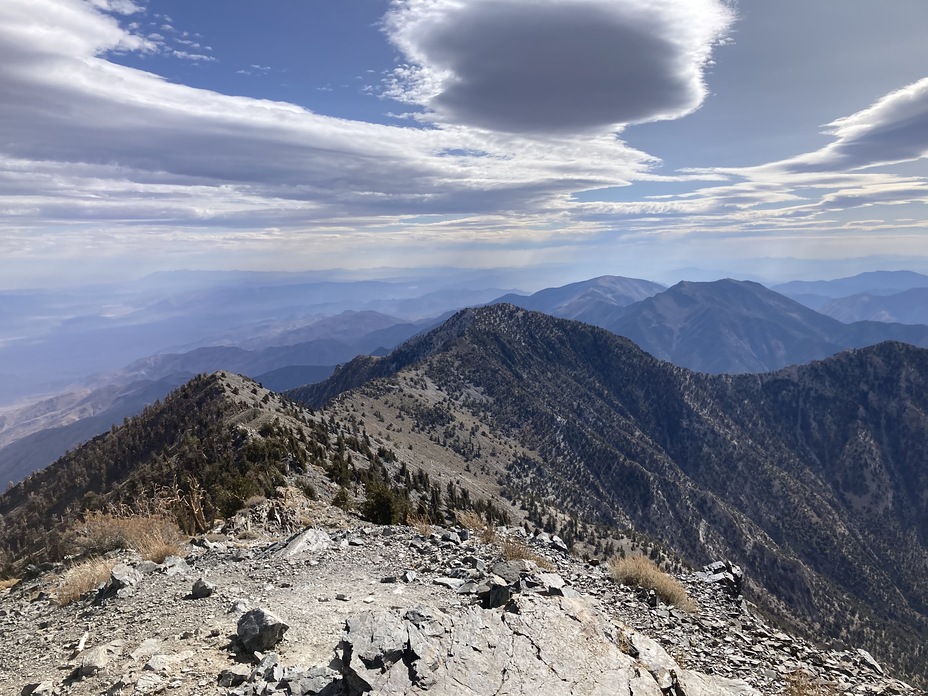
{"left": 4, "top": 304, "right": 928, "bottom": 683}
{"left": 290, "top": 304, "right": 928, "bottom": 681}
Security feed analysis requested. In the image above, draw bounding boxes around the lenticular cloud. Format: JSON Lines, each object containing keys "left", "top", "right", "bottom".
{"left": 384, "top": 0, "right": 734, "bottom": 135}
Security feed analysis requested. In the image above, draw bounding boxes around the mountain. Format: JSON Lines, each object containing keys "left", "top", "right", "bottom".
{"left": 774, "top": 270, "right": 928, "bottom": 299}
{"left": 598, "top": 278, "right": 928, "bottom": 373}
{"left": 0, "top": 374, "right": 194, "bottom": 488}
{"left": 492, "top": 275, "right": 666, "bottom": 324}
{"left": 819, "top": 287, "right": 928, "bottom": 325}
{"left": 290, "top": 304, "right": 928, "bottom": 682}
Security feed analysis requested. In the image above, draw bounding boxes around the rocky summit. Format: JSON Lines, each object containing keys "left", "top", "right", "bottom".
{"left": 1, "top": 508, "right": 916, "bottom": 695}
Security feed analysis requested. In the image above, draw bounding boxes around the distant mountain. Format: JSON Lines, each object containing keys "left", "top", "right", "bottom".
{"left": 291, "top": 304, "right": 928, "bottom": 681}
{"left": 819, "top": 287, "right": 928, "bottom": 325}
{"left": 0, "top": 374, "right": 191, "bottom": 486}
{"left": 774, "top": 270, "right": 928, "bottom": 300}
{"left": 115, "top": 320, "right": 433, "bottom": 384}
{"left": 492, "top": 275, "right": 665, "bottom": 324}
{"left": 600, "top": 279, "right": 928, "bottom": 373}
{"left": 253, "top": 364, "right": 336, "bottom": 393}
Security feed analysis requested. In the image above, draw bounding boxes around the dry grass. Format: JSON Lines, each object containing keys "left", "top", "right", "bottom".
{"left": 407, "top": 512, "right": 432, "bottom": 537}
{"left": 56, "top": 557, "right": 115, "bottom": 607}
{"left": 608, "top": 555, "right": 698, "bottom": 613}
{"left": 0, "top": 578, "right": 19, "bottom": 590}
{"left": 784, "top": 671, "right": 840, "bottom": 696}
{"left": 69, "top": 510, "right": 185, "bottom": 563}
{"left": 455, "top": 510, "right": 497, "bottom": 544}
{"left": 501, "top": 539, "right": 554, "bottom": 570}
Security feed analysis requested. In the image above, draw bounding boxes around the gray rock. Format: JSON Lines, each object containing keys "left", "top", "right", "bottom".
{"left": 20, "top": 682, "right": 55, "bottom": 696}
{"left": 433, "top": 577, "right": 465, "bottom": 591}
{"left": 79, "top": 645, "right": 113, "bottom": 678}
{"left": 218, "top": 664, "right": 251, "bottom": 687}
{"left": 191, "top": 578, "right": 215, "bottom": 599}
{"left": 237, "top": 608, "right": 289, "bottom": 653}
{"left": 161, "top": 556, "right": 190, "bottom": 576}
{"left": 491, "top": 559, "right": 536, "bottom": 584}
{"left": 276, "top": 528, "right": 332, "bottom": 557}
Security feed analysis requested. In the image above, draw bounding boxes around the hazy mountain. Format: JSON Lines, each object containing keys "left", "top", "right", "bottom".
{"left": 253, "top": 364, "right": 336, "bottom": 393}
{"left": 0, "top": 374, "right": 191, "bottom": 487}
{"left": 291, "top": 304, "right": 928, "bottom": 680}
{"left": 600, "top": 279, "right": 928, "bottom": 373}
{"left": 774, "top": 270, "right": 928, "bottom": 301}
{"left": 492, "top": 275, "right": 665, "bottom": 324}
{"left": 818, "top": 287, "right": 928, "bottom": 325}
{"left": 0, "top": 271, "right": 519, "bottom": 404}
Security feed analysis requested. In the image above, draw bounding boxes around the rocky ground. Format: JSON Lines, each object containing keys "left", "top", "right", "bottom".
{"left": 0, "top": 503, "right": 920, "bottom": 696}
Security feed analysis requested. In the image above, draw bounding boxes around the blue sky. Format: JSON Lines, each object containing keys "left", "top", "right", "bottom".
{"left": 2, "top": 0, "right": 928, "bottom": 289}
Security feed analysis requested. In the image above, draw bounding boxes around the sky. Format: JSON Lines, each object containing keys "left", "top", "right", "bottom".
{"left": 2, "top": 0, "right": 928, "bottom": 289}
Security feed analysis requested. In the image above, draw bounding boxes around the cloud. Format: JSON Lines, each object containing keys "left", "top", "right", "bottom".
{"left": 777, "top": 77, "right": 928, "bottom": 172}
{"left": 383, "top": 0, "right": 734, "bottom": 134}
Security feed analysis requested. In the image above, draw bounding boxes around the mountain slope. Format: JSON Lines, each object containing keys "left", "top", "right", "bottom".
{"left": 290, "top": 304, "right": 928, "bottom": 681}
{"left": 601, "top": 279, "right": 928, "bottom": 373}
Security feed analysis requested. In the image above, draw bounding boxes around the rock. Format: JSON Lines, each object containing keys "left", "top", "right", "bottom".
{"left": 191, "top": 578, "right": 215, "bottom": 599}
{"left": 161, "top": 556, "right": 190, "bottom": 576}
{"left": 857, "top": 648, "right": 884, "bottom": 675}
{"left": 79, "top": 645, "right": 113, "bottom": 678}
{"left": 491, "top": 559, "right": 536, "bottom": 584}
{"left": 433, "top": 577, "right": 465, "bottom": 591}
{"left": 105, "top": 564, "right": 142, "bottom": 600}
{"left": 237, "top": 608, "right": 289, "bottom": 653}
{"left": 133, "top": 671, "right": 164, "bottom": 695}
{"left": 536, "top": 572, "right": 566, "bottom": 593}
{"left": 275, "top": 528, "right": 332, "bottom": 558}
{"left": 218, "top": 664, "right": 251, "bottom": 687}
{"left": 20, "top": 683, "right": 55, "bottom": 695}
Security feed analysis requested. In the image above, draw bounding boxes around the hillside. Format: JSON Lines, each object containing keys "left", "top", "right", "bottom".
{"left": 820, "top": 287, "right": 928, "bottom": 325}
{"left": 290, "top": 304, "right": 928, "bottom": 682}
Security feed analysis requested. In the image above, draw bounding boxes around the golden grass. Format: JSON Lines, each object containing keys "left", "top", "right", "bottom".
{"left": 455, "top": 510, "right": 497, "bottom": 544}
{"left": 0, "top": 578, "right": 19, "bottom": 590}
{"left": 69, "top": 511, "right": 185, "bottom": 563}
{"left": 501, "top": 539, "right": 554, "bottom": 570}
{"left": 56, "top": 557, "right": 115, "bottom": 607}
{"left": 784, "top": 671, "right": 840, "bottom": 696}
{"left": 407, "top": 512, "right": 432, "bottom": 537}
{"left": 608, "top": 555, "right": 698, "bottom": 613}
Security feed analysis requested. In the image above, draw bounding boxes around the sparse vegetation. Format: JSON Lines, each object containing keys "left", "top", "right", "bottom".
{"left": 408, "top": 512, "right": 431, "bottom": 537}
{"left": 784, "top": 670, "right": 841, "bottom": 696}
{"left": 67, "top": 510, "right": 185, "bottom": 563}
{"left": 502, "top": 539, "right": 554, "bottom": 570}
{"left": 56, "top": 557, "right": 115, "bottom": 607}
{"left": 608, "top": 554, "right": 698, "bottom": 613}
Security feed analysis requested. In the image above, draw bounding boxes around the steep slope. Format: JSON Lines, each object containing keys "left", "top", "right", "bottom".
{"left": 492, "top": 275, "right": 665, "bottom": 325}
{"left": 602, "top": 279, "right": 928, "bottom": 373}
{"left": 290, "top": 304, "right": 928, "bottom": 682}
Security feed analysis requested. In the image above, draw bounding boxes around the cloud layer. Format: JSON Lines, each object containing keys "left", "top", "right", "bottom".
{"left": 384, "top": 0, "right": 734, "bottom": 134}
{"left": 1, "top": 0, "right": 927, "bottom": 286}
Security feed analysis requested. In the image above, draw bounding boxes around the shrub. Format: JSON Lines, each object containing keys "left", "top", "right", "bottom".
{"left": 456, "top": 510, "right": 496, "bottom": 544}
{"left": 785, "top": 671, "right": 840, "bottom": 696}
{"left": 407, "top": 512, "right": 432, "bottom": 537}
{"left": 501, "top": 539, "right": 554, "bottom": 570}
{"left": 57, "top": 557, "right": 115, "bottom": 607}
{"left": 68, "top": 511, "right": 185, "bottom": 563}
{"left": 332, "top": 487, "right": 352, "bottom": 511}
{"left": 608, "top": 554, "right": 698, "bottom": 613}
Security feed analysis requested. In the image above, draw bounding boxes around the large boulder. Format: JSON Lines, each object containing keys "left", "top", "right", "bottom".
{"left": 237, "top": 608, "right": 289, "bottom": 653}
